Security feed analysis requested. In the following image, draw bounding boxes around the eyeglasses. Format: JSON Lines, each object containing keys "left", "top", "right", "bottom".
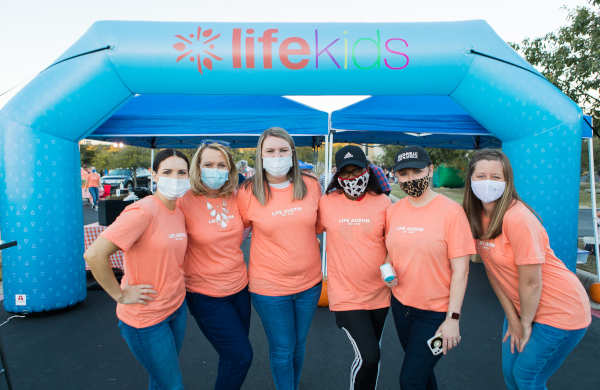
{"left": 201, "top": 139, "right": 230, "bottom": 148}
{"left": 338, "top": 167, "right": 366, "bottom": 179}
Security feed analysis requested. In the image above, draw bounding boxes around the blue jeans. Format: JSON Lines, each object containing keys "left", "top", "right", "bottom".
{"left": 89, "top": 186, "right": 99, "bottom": 206}
{"left": 186, "top": 286, "right": 253, "bottom": 390}
{"left": 502, "top": 318, "right": 587, "bottom": 390}
{"left": 250, "top": 282, "right": 322, "bottom": 390}
{"left": 118, "top": 300, "right": 187, "bottom": 390}
{"left": 391, "top": 296, "right": 446, "bottom": 390}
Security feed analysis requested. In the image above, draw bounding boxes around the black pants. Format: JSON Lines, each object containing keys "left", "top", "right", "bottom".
{"left": 335, "top": 307, "right": 389, "bottom": 390}
{"left": 391, "top": 295, "right": 446, "bottom": 390}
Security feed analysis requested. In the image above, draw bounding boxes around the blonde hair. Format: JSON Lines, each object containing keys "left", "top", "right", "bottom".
{"left": 189, "top": 143, "right": 238, "bottom": 198}
{"left": 463, "top": 149, "right": 540, "bottom": 240}
{"left": 242, "top": 127, "right": 316, "bottom": 206}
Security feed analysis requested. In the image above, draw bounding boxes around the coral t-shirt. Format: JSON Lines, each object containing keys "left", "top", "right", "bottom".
{"left": 316, "top": 191, "right": 391, "bottom": 311}
{"left": 87, "top": 173, "right": 100, "bottom": 188}
{"left": 81, "top": 168, "right": 89, "bottom": 182}
{"left": 101, "top": 196, "right": 187, "bottom": 328}
{"left": 479, "top": 201, "right": 591, "bottom": 330}
{"left": 177, "top": 190, "right": 248, "bottom": 297}
{"left": 237, "top": 176, "right": 322, "bottom": 296}
{"left": 385, "top": 195, "right": 476, "bottom": 312}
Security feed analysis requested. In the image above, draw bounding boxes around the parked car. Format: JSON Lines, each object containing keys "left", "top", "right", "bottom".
{"left": 100, "top": 168, "right": 151, "bottom": 194}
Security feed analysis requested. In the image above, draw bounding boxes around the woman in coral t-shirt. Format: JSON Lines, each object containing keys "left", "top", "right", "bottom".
{"left": 316, "top": 145, "right": 391, "bottom": 390}
{"left": 84, "top": 149, "right": 191, "bottom": 389}
{"left": 237, "top": 127, "right": 322, "bottom": 390}
{"left": 384, "top": 146, "right": 475, "bottom": 389}
{"left": 177, "top": 140, "right": 252, "bottom": 390}
{"left": 463, "top": 150, "right": 591, "bottom": 390}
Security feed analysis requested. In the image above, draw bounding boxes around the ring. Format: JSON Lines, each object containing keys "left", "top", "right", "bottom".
{"left": 453, "top": 341, "right": 458, "bottom": 345}
{"left": 520, "top": 339, "right": 523, "bottom": 343}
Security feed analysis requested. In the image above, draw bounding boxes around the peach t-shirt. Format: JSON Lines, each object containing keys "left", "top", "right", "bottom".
{"left": 479, "top": 201, "right": 591, "bottom": 330}
{"left": 386, "top": 195, "right": 476, "bottom": 312}
{"left": 237, "top": 176, "right": 322, "bottom": 296}
{"left": 316, "top": 191, "right": 391, "bottom": 311}
{"left": 87, "top": 173, "right": 100, "bottom": 188}
{"left": 101, "top": 195, "right": 187, "bottom": 328}
{"left": 177, "top": 190, "right": 248, "bottom": 297}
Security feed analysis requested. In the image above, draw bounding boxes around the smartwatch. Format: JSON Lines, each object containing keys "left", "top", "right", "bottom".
{"left": 447, "top": 311, "right": 460, "bottom": 320}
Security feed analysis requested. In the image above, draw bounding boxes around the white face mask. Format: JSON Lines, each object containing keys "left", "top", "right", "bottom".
{"left": 263, "top": 156, "right": 293, "bottom": 178}
{"left": 156, "top": 177, "right": 191, "bottom": 200}
{"left": 471, "top": 180, "right": 506, "bottom": 203}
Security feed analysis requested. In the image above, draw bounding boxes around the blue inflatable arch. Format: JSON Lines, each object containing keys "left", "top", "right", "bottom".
{"left": 0, "top": 21, "right": 584, "bottom": 313}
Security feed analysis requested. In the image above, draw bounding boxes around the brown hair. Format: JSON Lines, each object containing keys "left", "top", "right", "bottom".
{"left": 463, "top": 150, "right": 540, "bottom": 240}
{"left": 242, "top": 127, "right": 316, "bottom": 206}
{"left": 189, "top": 143, "right": 238, "bottom": 198}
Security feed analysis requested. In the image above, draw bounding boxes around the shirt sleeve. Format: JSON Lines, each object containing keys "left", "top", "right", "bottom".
{"left": 100, "top": 204, "right": 151, "bottom": 252}
{"left": 504, "top": 211, "right": 547, "bottom": 265}
{"left": 445, "top": 205, "right": 477, "bottom": 259}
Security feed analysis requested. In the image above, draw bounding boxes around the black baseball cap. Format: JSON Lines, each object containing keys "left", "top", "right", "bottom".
{"left": 393, "top": 146, "right": 432, "bottom": 172}
{"left": 335, "top": 145, "right": 368, "bottom": 171}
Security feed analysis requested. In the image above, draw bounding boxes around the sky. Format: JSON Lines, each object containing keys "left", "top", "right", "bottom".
{"left": 0, "top": 0, "right": 590, "bottom": 112}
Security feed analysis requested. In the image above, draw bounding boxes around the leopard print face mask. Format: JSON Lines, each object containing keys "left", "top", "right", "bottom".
{"left": 338, "top": 170, "right": 370, "bottom": 197}
{"left": 399, "top": 174, "right": 430, "bottom": 198}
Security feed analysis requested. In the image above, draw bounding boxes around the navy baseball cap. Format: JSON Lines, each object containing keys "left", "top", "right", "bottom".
{"left": 393, "top": 146, "right": 432, "bottom": 172}
{"left": 335, "top": 145, "right": 368, "bottom": 171}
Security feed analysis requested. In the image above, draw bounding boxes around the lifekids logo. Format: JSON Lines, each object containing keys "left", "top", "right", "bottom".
{"left": 173, "top": 27, "right": 409, "bottom": 74}
{"left": 172, "top": 27, "right": 223, "bottom": 74}
{"left": 397, "top": 152, "right": 418, "bottom": 162}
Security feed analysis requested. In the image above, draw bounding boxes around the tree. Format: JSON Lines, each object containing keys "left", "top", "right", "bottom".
{"left": 112, "top": 146, "right": 151, "bottom": 187}
{"left": 79, "top": 143, "right": 98, "bottom": 166}
{"left": 91, "top": 145, "right": 118, "bottom": 173}
{"left": 509, "top": 0, "right": 599, "bottom": 137}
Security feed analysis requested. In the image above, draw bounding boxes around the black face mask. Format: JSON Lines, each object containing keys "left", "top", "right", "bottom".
{"left": 399, "top": 175, "right": 430, "bottom": 198}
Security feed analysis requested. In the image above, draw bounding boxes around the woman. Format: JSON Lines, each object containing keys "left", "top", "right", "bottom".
{"left": 84, "top": 149, "right": 190, "bottom": 389}
{"left": 384, "top": 145, "right": 475, "bottom": 390}
{"left": 463, "top": 149, "right": 591, "bottom": 390}
{"left": 316, "top": 145, "right": 391, "bottom": 390}
{"left": 315, "top": 161, "right": 326, "bottom": 194}
{"left": 177, "top": 140, "right": 253, "bottom": 390}
{"left": 87, "top": 167, "right": 101, "bottom": 210}
{"left": 237, "top": 127, "right": 322, "bottom": 390}
{"left": 236, "top": 160, "right": 248, "bottom": 186}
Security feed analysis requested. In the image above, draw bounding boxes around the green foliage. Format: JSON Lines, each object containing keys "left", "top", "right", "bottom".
{"left": 79, "top": 144, "right": 98, "bottom": 166}
{"left": 509, "top": 0, "right": 600, "bottom": 137}
{"left": 113, "top": 146, "right": 151, "bottom": 186}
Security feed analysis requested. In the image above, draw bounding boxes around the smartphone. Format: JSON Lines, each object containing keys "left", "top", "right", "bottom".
{"left": 427, "top": 333, "right": 444, "bottom": 356}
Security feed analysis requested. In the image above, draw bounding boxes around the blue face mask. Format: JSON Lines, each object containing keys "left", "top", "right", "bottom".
{"left": 201, "top": 168, "right": 229, "bottom": 190}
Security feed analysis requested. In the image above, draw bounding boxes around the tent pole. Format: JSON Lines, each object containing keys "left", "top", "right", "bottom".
{"left": 321, "top": 134, "right": 330, "bottom": 276}
{"left": 588, "top": 138, "right": 600, "bottom": 280}
{"left": 150, "top": 148, "right": 155, "bottom": 193}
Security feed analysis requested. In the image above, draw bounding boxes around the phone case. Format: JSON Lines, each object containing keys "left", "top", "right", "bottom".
{"left": 427, "top": 333, "right": 444, "bottom": 356}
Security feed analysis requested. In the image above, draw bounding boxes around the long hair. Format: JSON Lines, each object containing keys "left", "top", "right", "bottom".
{"left": 189, "top": 143, "right": 238, "bottom": 198}
{"left": 325, "top": 165, "right": 384, "bottom": 196}
{"left": 242, "top": 127, "right": 315, "bottom": 206}
{"left": 463, "top": 150, "right": 540, "bottom": 240}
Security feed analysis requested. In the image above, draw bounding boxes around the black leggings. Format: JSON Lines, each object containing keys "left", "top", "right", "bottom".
{"left": 335, "top": 307, "right": 389, "bottom": 390}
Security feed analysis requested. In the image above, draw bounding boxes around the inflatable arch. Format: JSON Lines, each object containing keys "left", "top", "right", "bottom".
{"left": 0, "top": 21, "right": 584, "bottom": 313}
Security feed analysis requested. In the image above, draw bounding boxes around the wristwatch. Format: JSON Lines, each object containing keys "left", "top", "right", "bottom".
{"left": 447, "top": 311, "right": 460, "bottom": 320}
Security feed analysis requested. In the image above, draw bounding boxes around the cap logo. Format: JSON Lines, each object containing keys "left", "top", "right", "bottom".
{"left": 344, "top": 152, "right": 353, "bottom": 159}
{"left": 397, "top": 151, "right": 418, "bottom": 162}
